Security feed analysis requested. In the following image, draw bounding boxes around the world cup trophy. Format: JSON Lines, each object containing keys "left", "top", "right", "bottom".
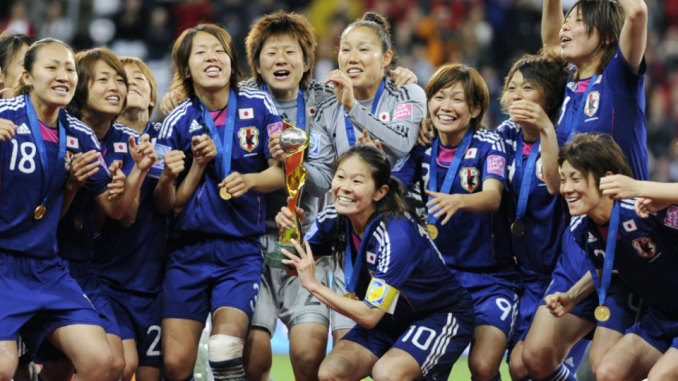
{"left": 265, "top": 120, "right": 310, "bottom": 269}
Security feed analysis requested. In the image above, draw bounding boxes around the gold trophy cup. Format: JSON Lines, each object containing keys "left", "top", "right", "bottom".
{"left": 265, "top": 120, "right": 310, "bottom": 269}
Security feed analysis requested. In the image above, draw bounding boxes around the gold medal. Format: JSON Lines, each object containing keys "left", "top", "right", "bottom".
{"left": 427, "top": 224, "right": 438, "bottom": 240}
{"left": 34, "top": 205, "right": 46, "bottom": 220}
{"left": 511, "top": 221, "right": 525, "bottom": 236}
{"left": 595, "top": 305, "right": 611, "bottom": 322}
{"left": 219, "top": 187, "right": 232, "bottom": 200}
{"left": 344, "top": 292, "right": 358, "bottom": 300}
{"left": 74, "top": 216, "right": 83, "bottom": 231}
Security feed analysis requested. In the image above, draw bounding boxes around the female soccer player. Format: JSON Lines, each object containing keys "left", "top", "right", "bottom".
{"left": 0, "top": 38, "right": 144, "bottom": 381}
{"left": 393, "top": 63, "right": 518, "bottom": 381}
{"left": 549, "top": 133, "right": 678, "bottom": 381}
{"left": 279, "top": 144, "right": 475, "bottom": 380}
{"left": 154, "top": 23, "right": 284, "bottom": 381}
{"left": 0, "top": 31, "right": 32, "bottom": 99}
{"left": 95, "top": 56, "right": 171, "bottom": 381}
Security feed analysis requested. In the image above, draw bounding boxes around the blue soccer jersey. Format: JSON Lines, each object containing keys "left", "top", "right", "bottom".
{"left": 571, "top": 200, "right": 678, "bottom": 315}
{"left": 497, "top": 119, "right": 567, "bottom": 274}
{"left": 305, "top": 205, "right": 475, "bottom": 330}
{"left": 157, "top": 89, "right": 280, "bottom": 238}
{"left": 0, "top": 95, "right": 109, "bottom": 258}
{"left": 556, "top": 46, "right": 648, "bottom": 180}
{"left": 58, "top": 122, "right": 139, "bottom": 262}
{"left": 96, "top": 122, "right": 168, "bottom": 294}
{"left": 393, "top": 129, "right": 513, "bottom": 269}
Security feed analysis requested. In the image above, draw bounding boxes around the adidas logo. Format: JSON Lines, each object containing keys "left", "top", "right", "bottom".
{"left": 565, "top": 357, "right": 574, "bottom": 367}
{"left": 189, "top": 120, "right": 203, "bottom": 133}
{"left": 16, "top": 123, "right": 31, "bottom": 135}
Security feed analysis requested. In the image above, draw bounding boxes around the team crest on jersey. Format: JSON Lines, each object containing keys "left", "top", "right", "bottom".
{"left": 460, "top": 167, "right": 480, "bottom": 192}
{"left": 536, "top": 158, "right": 545, "bottom": 181}
{"left": 239, "top": 108, "right": 254, "bottom": 119}
{"left": 66, "top": 136, "right": 79, "bottom": 149}
{"left": 584, "top": 91, "right": 600, "bottom": 117}
{"left": 464, "top": 148, "right": 478, "bottom": 159}
{"left": 378, "top": 111, "right": 390, "bottom": 122}
{"left": 238, "top": 127, "right": 259, "bottom": 152}
{"left": 632, "top": 236, "right": 656, "bottom": 258}
{"left": 112, "top": 160, "right": 123, "bottom": 170}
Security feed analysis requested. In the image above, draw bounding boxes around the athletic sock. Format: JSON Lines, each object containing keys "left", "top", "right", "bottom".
{"left": 536, "top": 364, "right": 577, "bottom": 381}
{"left": 210, "top": 357, "right": 246, "bottom": 381}
{"left": 517, "top": 376, "right": 533, "bottom": 381}
{"left": 163, "top": 375, "right": 195, "bottom": 381}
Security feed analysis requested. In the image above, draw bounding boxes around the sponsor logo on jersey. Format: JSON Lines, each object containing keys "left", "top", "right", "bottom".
{"left": 460, "top": 167, "right": 480, "bottom": 192}
{"left": 308, "top": 133, "right": 320, "bottom": 158}
{"left": 664, "top": 206, "right": 678, "bottom": 230}
{"left": 238, "top": 127, "right": 259, "bottom": 152}
{"left": 584, "top": 91, "right": 600, "bottom": 117}
{"left": 632, "top": 236, "right": 656, "bottom": 258}
{"left": 378, "top": 111, "right": 390, "bottom": 122}
{"left": 536, "top": 157, "right": 545, "bottom": 181}
{"left": 66, "top": 136, "right": 79, "bottom": 149}
{"left": 267, "top": 121, "right": 283, "bottom": 136}
{"left": 239, "top": 108, "right": 254, "bottom": 119}
{"left": 367, "top": 251, "right": 377, "bottom": 264}
{"left": 487, "top": 155, "right": 506, "bottom": 176}
{"left": 464, "top": 147, "right": 478, "bottom": 159}
{"left": 622, "top": 219, "right": 638, "bottom": 232}
{"left": 394, "top": 103, "right": 412, "bottom": 121}
{"left": 113, "top": 142, "right": 127, "bottom": 153}
{"left": 188, "top": 119, "right": 203, "bottom": 133}
{"left": 16, "top": 123, "right": 30, "bottom": 135}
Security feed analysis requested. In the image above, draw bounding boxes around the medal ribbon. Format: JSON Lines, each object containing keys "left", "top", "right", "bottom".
{"left": 561, "top": 74, "right": 598, "bottom": 142}
{"left": 344, "top": 79, "right": 386, "bottom": 146}
{"left": 344, "top": 214, "right": 383, "bottom": 294}
{"left": 514, "top": 134, "right": 541, "bottom": 222}
{"left": 263, "top": 85, "right": 306, "bottom": 130}
{"left": 201, "top": 89, "right": 237, "bottom": 179}
{"left": 427, "top": 129, "right": 474, "bottom": 226}
{"left": 25, "top": 94, "right": 67, "bottom": 208}
{"left": 598, "top": 201, "right": 620, "bottom": 308}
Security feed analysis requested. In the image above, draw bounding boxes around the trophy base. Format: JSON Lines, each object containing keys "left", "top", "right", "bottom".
{"left": 265, "top": 241, "right": 298, "bottom": 270}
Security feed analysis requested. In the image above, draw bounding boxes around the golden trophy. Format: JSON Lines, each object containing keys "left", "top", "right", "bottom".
{"left": 265, "top": 120, "right": 310, "bottom": 269}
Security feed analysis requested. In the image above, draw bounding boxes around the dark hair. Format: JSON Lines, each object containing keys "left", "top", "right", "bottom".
{"left": 329, "top": 145, "right": 421, "bottom": 268}
{"left": 170, "top": 23, "right": 242, "bottom": 98}
{"left": 67, "top": 48, "right": 128, "bottom": 120}
{"left": 246, "top": 11, "right": 317, "bottom": 90}
{"left": 501, "top": 53, "right": 568, "bottom": 122}
{"left": 342, "top": 12, "right": 399, "bottom": 69}
{"left": 15, "top": 38, "right": 75, "bottom": 96}
{"left": 0, "top": 31, "right": 33, "bottom": 81}
{"left": 120, "top": 56, "right": 158, "bottom": 116}
{"left": 565, "top": 0, "right": 624, "bottom": 78}
{"left": 425, "top": 63, "right": 489, "bottom": 131}
{"left": 558, "top": 133, "right": 632, "bottom": 186}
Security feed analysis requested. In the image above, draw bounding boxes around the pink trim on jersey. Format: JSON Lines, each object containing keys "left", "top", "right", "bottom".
{"left": 39, "top": 121, "right": 59, "bottom": 143}
{"left": 575, "top": 78, "right": 592, "bottom": 93}
{"left": 351, "top": 232, "right": 362, "bottom": 254}
{"left": 597, "top": 225, "right": 609, "bottom": 244}
{"left": 437, "top": 145, "right": 458, "bottom": 167}
{"left": 210, "top": 109, "right": 227, "bottom": 126}
{"left": 522, "top": 141, "right": 535, "bottom": 156}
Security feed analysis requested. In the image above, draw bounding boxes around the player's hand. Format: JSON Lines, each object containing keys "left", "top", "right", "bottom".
{"left": 130, "top": 134, "right": 157, "bottom": 171}
{"left": 282, "top": 239, "right": 319, "bottom": 291}
{"left": 635, "top": 197, "right": 669, "bottom": 218}
{"left": 219, "top": 171, "right": 251, "bottom": 198}
{"left": 544, "top": 292, "right": 576, "bottom": 318}
{"left": 387, "top": 66, "right": 418, "bottom": 88}
{"left": 417, "top": 118, "right": 435, "bottom": 146}
{"left": 356, "top": 130, "right": 383, "bottom": 151}
{"left": 599, "top": 174, "right": 640, "bottom": 199}
{"left": 191, "top": 134, "right": 217, "bottom": 166}
{"left": 159, "top": 91, "right": 185, "bottom": 117}
{"left": 0, "top": 118, "right": 18, "bottom": 142}
{"left": 275, "top": 205, "right": 307, "bottom": 229}
{"left": 326, "top": 69, "right": 355, "bottom": 111}
{"left": 268, "top": 132, "right": 285, "bottom": 162}
{"left": 425, "top": 190, "right": 462, "bottom": 225}
{"left": 66, "top": 150, "right": 102, "bottom": 191}
{"left": 509, "top": 99, "right": 553, "bottom": 133}
{"left": 160, "top": 150, "right": 186, "bottom": 181}
{"left": 107, "top": 164, "right": 126, "bottom": 201}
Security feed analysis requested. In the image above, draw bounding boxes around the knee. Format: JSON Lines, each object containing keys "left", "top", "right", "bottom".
{"left": 291, "top": 348, "right": 325, "bottom": 380}
{"left": 648, "top": 365, "right": 678, "bottom": 381}
{"left": 509, "top": 354, "right": 528, "bottom": 380}
{"left": 0, "top": 357, "right": 18, "bottom": 381}
{"left": 469, "top": 357, "right": 500, "bottom": 381}
{"left": 318, "top": 357, "right": 352, "bottom": 381}
{"left": 372, "top": 361, "right": 399, "bottom": 381}
{"left": 208, "top": 334, "right": 244, "bottom": 362}
{"left": 522, "top": 345, "right": 557, "bottom": 380}
{"left": 596, "top": 359, "right": 628, "bottom": 381}
{"left": 80, "top": 350, "right": 114, "bottom": 381}
{"left": 163, "top": 351, "right": 195, "bottom": 381}
{"left": 109, "top": 353, "right": 126, "bottom": 381}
